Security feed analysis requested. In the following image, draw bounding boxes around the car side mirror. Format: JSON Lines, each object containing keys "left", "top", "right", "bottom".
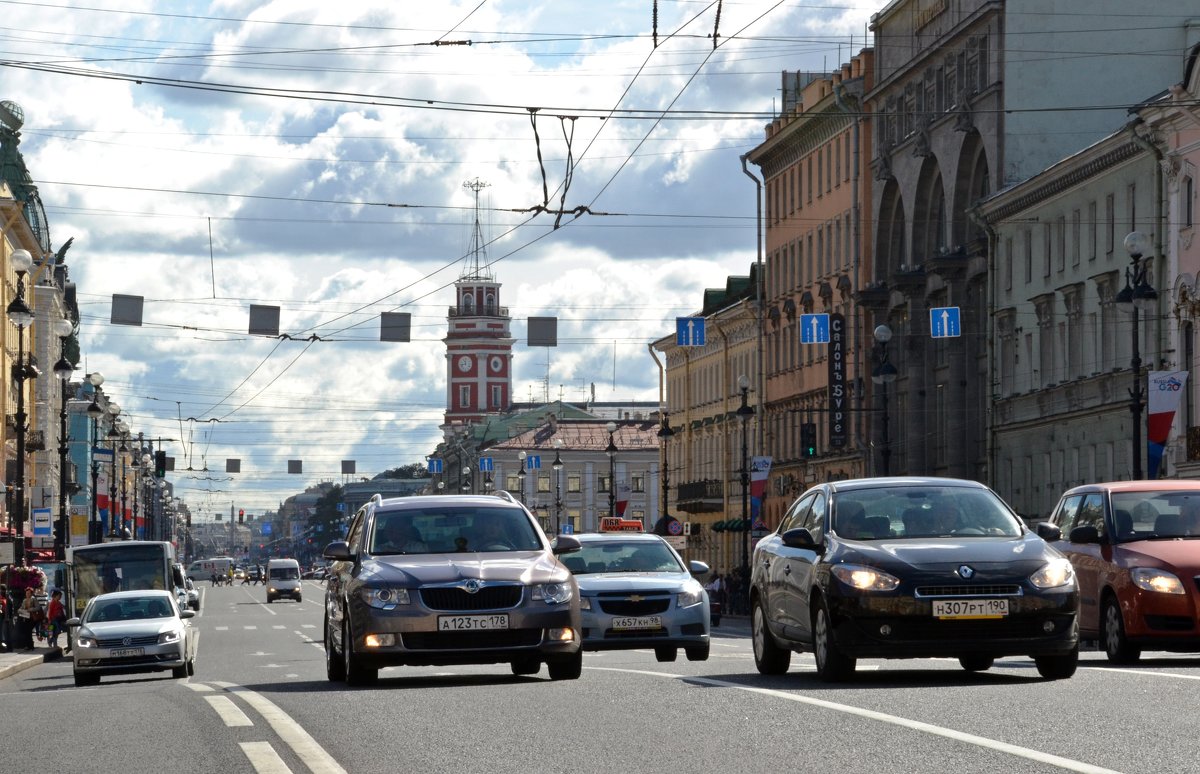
{"left": 1035, "top": 522, "right": 1062, "bottom": 542}
{"left": 180, "top": 610, "right": 195, "bottom": 619}
{"left": 552, "top": 535, "right": 581, "bottom": 555}
{"left": 781, "top": 527, "right": 820, "bottom": 549}
{"left": 1067, "top": 524, "right": 1100, "bottom": 544}
{"left": 323, "top": 541, "right": 353, "bottom": 561}
{"left": 65, "top": 617, "right": 81, "bottom": 628}
{"left": 688, "top": 560, "right": 710, "bottom": 576}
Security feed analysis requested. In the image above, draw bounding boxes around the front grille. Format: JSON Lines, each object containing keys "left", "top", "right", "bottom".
{"left": 915, "top": 585, "right": 1022, "bottom": 598}
{"left": 1144, "top": 615, "right": 1195, "bottom": 632}
{"left": 97, "top": 634, "right": 160, "bottom": 648}
{"left": 420, "top": 585, "right": 522, "bottom": 611}
{"left": 402, "top": 629, "right": 542, "bottom": 650}
{"left": 598, "top": 598, "right": 671, "bottom": 616}
{"left": 880, "top": 616, "right": 1057, "bottom": 640}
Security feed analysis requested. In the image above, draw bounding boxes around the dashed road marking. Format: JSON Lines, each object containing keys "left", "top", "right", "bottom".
{"left": 206, "top": 695, "right": 253, "bottom": 727}
{"left": 213, "top": 681, "right": 347, "bottom": 774}
{"left": 239, "top": 741, "right": 292, "bottom": 774}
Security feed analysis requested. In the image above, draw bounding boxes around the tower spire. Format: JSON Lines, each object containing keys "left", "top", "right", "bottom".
{"left": 462, "top": 178, "right": 494, "bottom": 281}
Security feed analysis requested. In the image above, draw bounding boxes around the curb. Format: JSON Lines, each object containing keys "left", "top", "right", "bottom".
{"left": 0, "top": 647, "right": 64, "bottom": 681}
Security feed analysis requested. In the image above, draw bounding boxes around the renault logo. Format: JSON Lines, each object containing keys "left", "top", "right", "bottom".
{"left": 462, "top": 579, "right": 482, "bottom": 594}
{"left": 957, "top": 565, "right": 975, "bottom": 579}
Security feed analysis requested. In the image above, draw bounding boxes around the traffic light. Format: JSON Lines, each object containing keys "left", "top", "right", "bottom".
{"left": 801, "top": 422, "right": 818, "bottom": 458}
{"left": 238, "top": 509, "right": 244, "bottom": 524}
{"left": 154, "top": 450, "right": 167, "bottom": 478}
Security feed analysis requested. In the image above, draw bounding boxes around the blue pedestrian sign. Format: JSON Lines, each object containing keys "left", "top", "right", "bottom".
{"left": 561, "top": 523, "right": 574, "bottom": 535}
{"left": 526, "top": 454, "right": 541, "bottom": 470}
{"left": 930, "top": 306, "right": 962, "bottom": 338}
{"left": 676, "top": 316, "right": 706, "bottom": 347}
{"left": 427, "top": 458, "right": 443, "bottom": 474}
{"left": 800, "top": 313, "right": 830, "bottom": 344}
{"left": 478, "top": 457, "right": 494, "bottom": 472}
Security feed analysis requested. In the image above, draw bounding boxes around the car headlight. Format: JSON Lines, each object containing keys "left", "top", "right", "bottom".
{"left": 532, "top": 582, "right": 573, "bottom": 605}
{"left": 1131, "top": 567, "right": 1185, "bottom": 595}
{"left": 677, "top": 585, "right": 704, "bottom": 608}
{"left": 579, "top": 596, "right": 592, "bottom": 611}
{"left": 76, "top": 632, "right": 96, "bottom": 648}
{"left": 158, "top": 629, "right": 181, "bottom": 644}
{"left": 361, "top": 587, "right": 411, "bottom": 610}
{"left": 831, "top": 564, "right": 900, "bottom": 592}
{"left": 1029, "top": 557, "right": 1075, "bottom": 589}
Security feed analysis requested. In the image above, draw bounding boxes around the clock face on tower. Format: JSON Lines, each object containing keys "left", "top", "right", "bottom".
{"left": 490, "top": 356, "right": 503, "bottom": 373}
{"left": 457, "top": 355, "right": 472, "bottom": 373}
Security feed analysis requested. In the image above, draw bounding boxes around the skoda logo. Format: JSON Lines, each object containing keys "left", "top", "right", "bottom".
{"left": 462, "top": 579, "right": 482, "bottom": 594}
{"left": 121, "top": 637, "right": 132, "bottom": 646}
{"left": 957, "top": 565, "right": 975, "bottom": 579}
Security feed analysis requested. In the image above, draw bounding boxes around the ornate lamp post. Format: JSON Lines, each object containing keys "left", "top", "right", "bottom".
{"left": 483, "top": 472, "right": 494, "bottom": 493}
{"left": 86, "top": 373, "right": 104, "bottom": 543}
{"left": 1116, "top": 231, "right": 1157, "bottom": 480}
{"left": 605, "top": 421, "right": 618, "bottom": 519}
{"left": 517, "top": 451, "right": 527, "bottom": 505}
{"left": 106, "top": 401, "right": 121, "bottom": 538}
{"left": 461, "top": 465, "right": 472, "bottom": 494}
{"left": 736, "top": 375, "right": 754, "bottom": 580}
{"left": 657, "top": 412, "right": 674, "bottom": 525}
{"left": 52, "top": 318, "right": 75, "bottom": 560}
{"left": 552, "top": 442, "right": 564, "bottom": 534}
{"left": 871, "top": 324, "right": 898, "bottom": 477}
{"left": 6, "top": 249, "right": 36, "bottom": 566}
{"left": 117, "top": 426, "right": 130, "bottom": 538}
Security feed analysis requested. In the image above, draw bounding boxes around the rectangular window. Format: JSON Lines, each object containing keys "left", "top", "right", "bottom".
{"left": 458, "top": 385, "right": 470, "bottom": 408}
{"left": 807, "top": 157, "right": 812, "bottom": 203}
{"left": 797, "top": 163, "right": 803, "bottom": 207}
{"left": 1024, "top": 229, "right": 1033, "bottom": 284}
{"left": 1088, "top": 201, "right": 1098, "bottom": 260}
{"left": 1004, "top": 237, "right": 1013, "bottom": 291}
{"left": 1185, "top": 176, "right": 1194, "bottom": 228}
{"left": 1056, "top": 216, "right": 1066, "bottom": 272}
{"left": 537, "top": 473, "right": 550, "bottom": 493}
{"left": 1128, "top": 183, "right": 1137, "bottom": 233}
{"left": 632, "top": 474, "right": 645, "bottom": 493}
{"left": 1043, "top": 224, "right": 1052, "bottom": 277}
{"left": 599, "top": 475, "right": 612, "bottom": 493}
{"left": 844, "top": 129, "right": 851, "bottom": 182}
{"left": 1071, "top": 210, "right": 1081, "bottom": 266}
{"left": 826, "top": 145, "right": 832, "bottom": 192}
{"left": 491, "top": 385, "right": 501, "bottom": 408}
{"left": 1105, "top": 194, "right": 1115, "bottom": 254}
{"left": 505, "top": 473, "right": 520, "bottom": 492}
{"left": 834, "top": 136, "right": 841, "bottom": 185}
{"left": 567, "top": 473, "right": 581, "bottom": 493}
{"left": 816, "top": 152, "right": 822, "bottom": 198}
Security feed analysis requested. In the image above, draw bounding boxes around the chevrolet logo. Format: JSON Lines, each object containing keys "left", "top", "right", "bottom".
{"left": 627, "top": 595, "right": 644, "bottom": 603}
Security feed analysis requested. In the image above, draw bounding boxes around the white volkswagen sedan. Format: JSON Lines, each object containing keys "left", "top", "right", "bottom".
{"left": 67, "top": 589, "right": 198, "bottom": 687}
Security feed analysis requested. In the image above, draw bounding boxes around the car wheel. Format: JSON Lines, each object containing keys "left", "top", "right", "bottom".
{"left": 751, "top": 597, "right": 790, "bottom": 675}
{"left": 73, "top": 671, "right": 99, "bottom": 687}
{"left": 654, "top": 646, "right": 677, "bottom": 662}
{"left": 711, "top": 617, "right": 721, "bottom": 627}
{"left": 959, "top": 655, "right": 994, "bottom": 672}
{"left": 171, "top": 664, "right": 188, "bottom": 679}
{"left": 1103, "top": 597, "right": 1141, "bottom": 664}
{"left": 325, "top": 614, "right": 345, "bottom": 682}
{"left": 342, "top": 616, "right": 378, "bottom": 686}
{"left": 547, "top": 651, "right": 582, "bottom": 681}
{"left": 511, "top": 657, "right": 540, "bottom": 676}
{"left": 813, "top": 599, "right": 855, "bottom": 682}
{"left": 1035, "top": 645, "right": 1079, "bottom": 680}
{"left": 685, "top": 644, "right": 710, "bottom": 662}
{"left": 296, "top": 595, "right": 302, "bottom": 603}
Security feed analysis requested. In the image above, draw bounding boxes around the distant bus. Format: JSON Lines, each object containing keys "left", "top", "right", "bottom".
{"left": 66, "top": 541, "right": 178, "bottom": 618}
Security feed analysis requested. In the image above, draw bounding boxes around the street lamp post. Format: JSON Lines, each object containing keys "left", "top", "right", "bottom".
{"left": 871, "top": 324, "right": 898, "bottom": 477}
{"left": 6, "top": 249, "right": 37, "bottom": 567}
{"left": 552, "top": 444, "right": 564, "bottom": 534}
{"left": 657, "top": 412, "right": 674, "bottom": 525}
{"left": 736, "top": 375, "right": 754, "bottom": 586}
{"left": 1117, "top": 231, "right": 1158, "bottom": 480}
{"left": 462, "top": 465, "right": 472, "bottom": 494}
{"left": 517, "top": 451, "right": 527, "bottom": 505}
{"left": 52, "top": 318, "right": 75, "bottom": 560}
{"left": 106, "top": 402, "right": 121, "bottom": 538}
{"left": 85, "top": 373, "right": 104, "bottom": 543}
{"left": 605, "top": 421, "right": 618, "bottom": 519}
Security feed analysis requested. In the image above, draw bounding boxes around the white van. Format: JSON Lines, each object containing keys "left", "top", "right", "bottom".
{"left": 187, "top": 557, "right": 234, "bottom": 581}
{"left": 267, "top": 558, "right": 302, "bottom": 603}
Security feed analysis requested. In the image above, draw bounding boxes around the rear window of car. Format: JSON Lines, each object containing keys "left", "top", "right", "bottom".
{"left": 834, "top": 486, "right": 1022, "bottom": 539}
{"left": 369, "top": 506, "right": 543, "bottom": 554}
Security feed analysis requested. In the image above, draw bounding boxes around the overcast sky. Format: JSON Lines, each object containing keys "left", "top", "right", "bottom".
{"left": 2, "top": 0, "right": 877, "bottom": 519}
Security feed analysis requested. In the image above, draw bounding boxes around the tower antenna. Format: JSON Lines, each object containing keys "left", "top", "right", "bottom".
{"left": 462, "top": 178, "right": 493, "bottom": 281}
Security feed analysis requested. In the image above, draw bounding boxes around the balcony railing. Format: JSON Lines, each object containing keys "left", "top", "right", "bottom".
{"left": 676, "top": 479, "right": 723, "bottom": 513}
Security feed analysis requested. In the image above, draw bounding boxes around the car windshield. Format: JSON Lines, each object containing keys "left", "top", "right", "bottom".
{"left": 563, "top": 540, "right": 684, "bottom": 574}
{"left": 269, "top": 567, "right": 299, "bottom": 580}
{"left": 834, "top": 486, "right": 1022, "bottom": 539}
{"left": 368, "top": 506, "right": 543, "bottom": 554}
{"left": 84, "top": 596, "right": 175, "bottom": 623}
{"left": 1110, "top": 490, "right": 1200, "bottom": 540}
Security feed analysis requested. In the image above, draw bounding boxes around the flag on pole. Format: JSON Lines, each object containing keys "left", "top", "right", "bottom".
{"left": 1147, "top": 371, "right": 1188, "bottom": 479}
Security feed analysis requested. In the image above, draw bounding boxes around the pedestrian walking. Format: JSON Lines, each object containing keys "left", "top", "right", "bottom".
{"left": 18, "top": 588, "right": 42, "bottom": 649}
{"left": 45, "top": 590, "right": 67, "bottom": 648}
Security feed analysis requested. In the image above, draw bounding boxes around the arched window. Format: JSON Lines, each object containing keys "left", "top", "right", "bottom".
{"left": 462, "top": 293, "right": 475, "bottom": 314}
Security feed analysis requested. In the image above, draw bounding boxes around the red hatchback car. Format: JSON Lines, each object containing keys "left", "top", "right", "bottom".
{"left": 1045, "top": 481, "right": 1200, "bottom": 663}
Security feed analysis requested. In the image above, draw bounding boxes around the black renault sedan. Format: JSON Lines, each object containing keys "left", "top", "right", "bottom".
{"left": 750, "top": 477, "right": 1079, "bottom": 682}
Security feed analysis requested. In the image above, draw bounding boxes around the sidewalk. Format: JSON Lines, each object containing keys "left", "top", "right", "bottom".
{"left": 0, "top": 642, "right": 64, "bottom": 681}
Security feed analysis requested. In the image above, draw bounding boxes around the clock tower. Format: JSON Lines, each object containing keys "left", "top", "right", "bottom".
{"left": 443, "top": 179, "right": 514, "bottom": 431}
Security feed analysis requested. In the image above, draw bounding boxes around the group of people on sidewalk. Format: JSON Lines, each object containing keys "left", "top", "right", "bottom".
{"left": 704, "top": 566, "right": 750, "bottom": 616}
{"left": 0, "top": 584, "right": 68, "bottom": 652}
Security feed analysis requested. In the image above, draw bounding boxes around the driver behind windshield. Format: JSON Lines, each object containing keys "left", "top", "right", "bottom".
{"left": 374, "top": 519, "right": 428, "bottom": 554}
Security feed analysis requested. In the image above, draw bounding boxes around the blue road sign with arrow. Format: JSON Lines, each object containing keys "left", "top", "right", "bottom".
{"left": 676, "top": 317, "right": 706, "bottom": 347}
{"left": 929, "top": 306, "right": 961, "bottom": 338}
{"left": 800, "top": 313, "right": 830, "bottom": 344}
{"left": 526, "top": 454, "right": 541, "bottom": 469}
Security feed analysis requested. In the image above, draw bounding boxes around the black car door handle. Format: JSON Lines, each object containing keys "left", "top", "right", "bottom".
{"left": 783, "top": 565, "right": 791, "bottom": 575}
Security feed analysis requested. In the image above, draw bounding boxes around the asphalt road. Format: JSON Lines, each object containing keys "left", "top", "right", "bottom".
{"left": 3, "top": 581, "right": 1198, "bottom": 773}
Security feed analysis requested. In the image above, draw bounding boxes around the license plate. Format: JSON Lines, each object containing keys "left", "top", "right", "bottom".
{"left": 109, "top": 647, "right": 145, "bottom": 658}
{"left": 932, "top": 598, "right": 1009, "bottom": 619}
{"left": 437, "top": 614, "right": 509, "bottom": 631}
{"left": 612, "top": 616, "right": 662, "bottom": 630}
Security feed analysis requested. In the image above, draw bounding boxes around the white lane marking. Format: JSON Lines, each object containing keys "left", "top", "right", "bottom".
{"left": 591, "top": 668, "right": 1122, "bottom": 774}
{"left": 244, "top": 626, "right": 258, "bottom": 630}
{"left": 1089, "top": 665, "right": 1200, "bottom": 681}
{"left": 301, "top": 624, "right": 316, "bottom": 629}
{"left": 206, "top": 695, "right": 254, "bottom": 727}
{"left": 215, "top": 626, "right": 229, "bottom": 631}
{"left": 239, "top": 741, "right": 293, "bottom": 774}
{"left": 273, "top": 625, "right": 287, "bottom": 630}
{"left": 213, "top": 681, "right": 347, "bottom": 774}
{"left": 183, "top": 683, "right": 214, "bottom": 693}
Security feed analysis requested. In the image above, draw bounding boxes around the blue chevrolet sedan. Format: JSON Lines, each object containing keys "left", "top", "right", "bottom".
{"left": 560, "top": 532, "right": 710, "bottom": 662}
